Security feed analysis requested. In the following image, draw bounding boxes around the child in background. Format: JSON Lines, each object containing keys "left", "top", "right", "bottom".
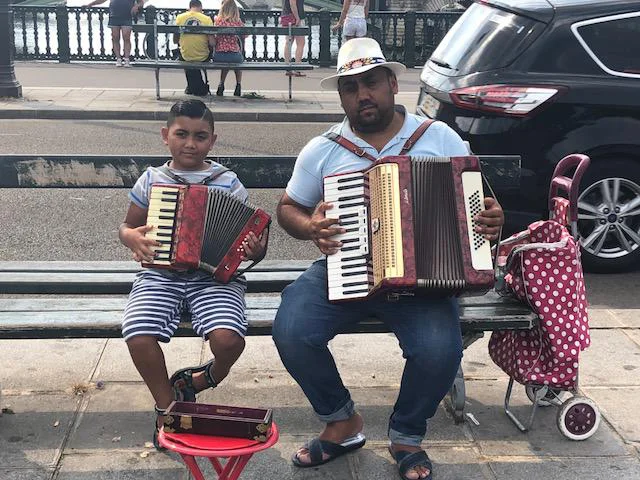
{"left": 212, "top": 0, "right": 246, "bottom": 97}
{"left": 119, "top": 99, "right": 267, "bottom": 449}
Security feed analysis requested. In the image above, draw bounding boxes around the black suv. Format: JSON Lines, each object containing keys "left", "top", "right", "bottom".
{"left": 417, "top": 0, "right": 640, "bottom": 272}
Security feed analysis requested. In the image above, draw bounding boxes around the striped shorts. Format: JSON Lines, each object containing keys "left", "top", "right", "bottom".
{"left": 121, "top": 269, "right": 248, "bottom": 343}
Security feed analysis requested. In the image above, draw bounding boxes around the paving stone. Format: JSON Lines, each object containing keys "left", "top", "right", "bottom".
{"left": 66, "top": 384, "right": 160, "bottom": 450}
{"left": 627, "top": 329, "right": 640, "bottom": 347}
{"left": 581, "top": 387, "right": 640, "bottom": 442}
{"left": 56, "top": 451, "right": 186, "bottom": 480}
{"left": 0, "top": 339, "right": 105, "bottom": 392}
{"left": 0, "top": 470, "right": 52, "bottom": 480}
{"left": 611, "top": 310, "right": 640, "bottom": 328}
{"left": 0, "top": 394, "right": 80, "bottom": 468}
{"left": 460, "top": 335, "right": 505, "bottom": 379}
{"left": 580, "top": 330, "right": 640, "bottom": 386}
{"left": 95, "top": 338, "right": 205, "bottom": 382}
{"left": 463, "top": 379, "right": 627, "bottom": 457}
{"left": 490, "top": 456, "right": 640, "bottom": 480}
{"left": 360, "top": 445, "right": 493, "bottom": 480}
{"left": 587, "top": 308, "right": 623, "bottom": 328}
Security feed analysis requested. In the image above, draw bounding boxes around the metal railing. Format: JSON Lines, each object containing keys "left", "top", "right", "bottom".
{"left": 11, "top": 6, "right": 461, "bottom": 67}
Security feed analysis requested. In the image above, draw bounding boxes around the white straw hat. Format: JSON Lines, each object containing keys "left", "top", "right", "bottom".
{"left": 320, "top": 37, "right": 406, "bottom": 90}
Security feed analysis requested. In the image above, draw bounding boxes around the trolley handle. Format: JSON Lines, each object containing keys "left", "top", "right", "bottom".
{"left": 548, "top": 154, "right": 590, "bottom": 223}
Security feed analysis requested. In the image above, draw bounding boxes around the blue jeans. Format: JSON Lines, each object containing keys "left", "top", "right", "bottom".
{"left": 272, "top": 260, "right": 463, "bottom": 446}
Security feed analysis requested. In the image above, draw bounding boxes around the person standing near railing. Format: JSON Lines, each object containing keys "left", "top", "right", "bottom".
{"left": 85, "top": 0, "right": 144, "bottom": 67}
{"left": 280, "top": 0, "right": 306, "bottom": 77}
{"left": 332, "top": 0, "right": 369, "bottom": 41}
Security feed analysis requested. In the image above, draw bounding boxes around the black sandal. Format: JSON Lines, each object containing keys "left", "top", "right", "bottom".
{"left": 388, "top": 447, "right": 433, "bottom": 480}
{"left": 153, "top": 405, "right": 168, "bottom": 451}
{"left": 169, "top": 359, "right": 217, "bottom": 402}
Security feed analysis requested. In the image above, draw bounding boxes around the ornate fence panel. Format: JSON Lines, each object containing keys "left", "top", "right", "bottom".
{"left": 12, "top": 6, "right": 462, "bottom": 66}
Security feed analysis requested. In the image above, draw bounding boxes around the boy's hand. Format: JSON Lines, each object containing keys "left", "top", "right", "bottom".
{"left": 475, "top": 197, "right": 504, "bottom": 241}
{"left": 242, "top": 230, "right": 268, "bottom": 261}
{"left": 124, "top": 224, "right": 161, "bottom": 263}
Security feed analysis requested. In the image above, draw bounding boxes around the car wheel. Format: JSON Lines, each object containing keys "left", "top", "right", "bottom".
{"left": 577, "top": 159, "right": 640, "bottom": 273}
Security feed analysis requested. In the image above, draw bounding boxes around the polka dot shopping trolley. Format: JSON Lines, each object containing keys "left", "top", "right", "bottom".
{"left": 490, "top": 153, "right": 601, "bottom": 441}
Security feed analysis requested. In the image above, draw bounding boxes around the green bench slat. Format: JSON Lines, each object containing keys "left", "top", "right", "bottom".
{"left": 0, "top": 294, "right": 536, "bottom": 339}
{"left": 0, "top": 272, "right": 298, "bottom": 294}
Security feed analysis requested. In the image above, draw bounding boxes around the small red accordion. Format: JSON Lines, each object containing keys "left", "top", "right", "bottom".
{"left": 323, "top": 155, "right": 495, "bottom": 302}
{"left": 142, "top": 183, "right": 270, "bottom": 282}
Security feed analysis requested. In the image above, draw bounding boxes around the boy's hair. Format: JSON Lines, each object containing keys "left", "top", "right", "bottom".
{"left": 167, "top": 100, "right": 215, "bottom": 131}
{"left": 189, "top": 0, "right": 202, "bottom": 8}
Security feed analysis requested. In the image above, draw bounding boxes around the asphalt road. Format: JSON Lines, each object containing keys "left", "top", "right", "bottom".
{"left": 0, "top": 120, "right": 332, "bottom": 261}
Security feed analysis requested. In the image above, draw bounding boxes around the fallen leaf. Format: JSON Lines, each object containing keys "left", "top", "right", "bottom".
{"left": 140, "top": 451, "right": 150, "bottom": 458}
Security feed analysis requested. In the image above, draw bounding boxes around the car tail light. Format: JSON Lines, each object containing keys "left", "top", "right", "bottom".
{"left": 449, "top": 85, "right": 565, "bottom": 116}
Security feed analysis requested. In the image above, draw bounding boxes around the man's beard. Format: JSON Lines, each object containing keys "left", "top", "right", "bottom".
{"left": 349, "top": 101, "right": 394, "bottom": 134}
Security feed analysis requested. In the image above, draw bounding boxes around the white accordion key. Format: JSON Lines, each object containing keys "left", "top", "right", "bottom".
{"left": 461, "top": 171, "right": 493, "bottom": 271}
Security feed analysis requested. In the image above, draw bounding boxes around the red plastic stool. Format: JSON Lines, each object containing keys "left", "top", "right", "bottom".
{"left": 158, "top": 422, "right": 279, "bottom": 480}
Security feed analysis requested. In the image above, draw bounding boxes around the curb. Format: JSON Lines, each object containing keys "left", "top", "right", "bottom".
{"left": 0, "top": 109, "right": 345, "bottom": 122}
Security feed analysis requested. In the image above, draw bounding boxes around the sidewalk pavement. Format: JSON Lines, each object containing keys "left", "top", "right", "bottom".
{"left": 0, "top": 62, "right": 421, "bottom": 121}
{"left": 1, "top": 278, "right": 640, "bottom": 480}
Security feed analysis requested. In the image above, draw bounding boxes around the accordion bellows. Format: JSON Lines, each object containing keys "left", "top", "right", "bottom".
{"left": 143, "top": 184, "right": 270, "bottom": 282}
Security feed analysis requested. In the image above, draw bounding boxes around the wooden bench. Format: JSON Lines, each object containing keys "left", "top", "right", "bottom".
{"left": 131, "top": 24, "right": 315, "bottom": 100}
{"left": 0, "top": 154, "right": 535, "bottom": 423}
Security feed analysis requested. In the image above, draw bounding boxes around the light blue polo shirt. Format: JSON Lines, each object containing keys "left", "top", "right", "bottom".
{"left": 286, "top": 106, "right": 470, "bottom": 208}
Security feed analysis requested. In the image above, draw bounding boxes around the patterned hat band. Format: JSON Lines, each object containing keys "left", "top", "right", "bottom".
{"left": 337, "top": 56, "right": 387, "bottom": 74}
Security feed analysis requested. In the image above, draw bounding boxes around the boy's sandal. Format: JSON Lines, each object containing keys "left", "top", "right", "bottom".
{"left": 153, "top": 405, "right": 168, "bottom": 452}
{"left": 291, "top": 433, "right": 366, "bottom": 468}
{"left": 169, "top": 359, "right": 216, "bottom": 403}
{"left": 388, "top": 447, "right": 433, "bottom": 480}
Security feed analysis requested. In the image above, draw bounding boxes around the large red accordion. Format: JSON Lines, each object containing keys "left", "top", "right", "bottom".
{"left": 142, "top": 183, "right": 270, "bottom": 282}
{"left": 323, "top": 155, "right": 494, "bottom": 302}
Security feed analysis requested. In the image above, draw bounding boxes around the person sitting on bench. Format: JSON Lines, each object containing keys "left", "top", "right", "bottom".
{"left": 174, "top": 0, "right": 214, "bottom": 96}
{"left": 272, "top": 38, "right": 505, "bottom": 480}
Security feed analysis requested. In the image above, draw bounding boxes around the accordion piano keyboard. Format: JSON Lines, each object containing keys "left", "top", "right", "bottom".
{"left": 146, "top": 185, "right": 180, "bottom": 265}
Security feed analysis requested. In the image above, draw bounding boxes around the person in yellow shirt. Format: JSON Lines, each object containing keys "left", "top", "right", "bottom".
{"left": 174, "top": 0, "right": 214, "bottom": 96}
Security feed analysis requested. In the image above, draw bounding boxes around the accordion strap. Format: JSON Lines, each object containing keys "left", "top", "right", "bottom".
{"left": 156, "top": 161, "right": 230, "bottom": 185}
{"left": 324, "top": 119, "right": 435, "bottom": 160}
{"left": 399, "top": 119, "right": 434, "bottom": 155}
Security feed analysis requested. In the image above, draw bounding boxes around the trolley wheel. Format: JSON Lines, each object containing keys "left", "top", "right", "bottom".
{"left": 525, "top": 385, "right": 563, "bottom": 407}
{"left": 556, "top": 396, "right": 601, "bottom": 441}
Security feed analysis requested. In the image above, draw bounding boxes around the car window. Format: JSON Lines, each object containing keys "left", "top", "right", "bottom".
{"left": 573, "top": 12, "right": 640, "bottom": 76}
{"left": 428, "top": 2, "right": 543, "bottom": 76}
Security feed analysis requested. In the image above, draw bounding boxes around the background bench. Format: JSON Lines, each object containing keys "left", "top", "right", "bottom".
{"left": 0, "top": 154, "right": 534, "bottom": 423}
{"left": 131, "top": 24, "right": 314, "bottom": 100}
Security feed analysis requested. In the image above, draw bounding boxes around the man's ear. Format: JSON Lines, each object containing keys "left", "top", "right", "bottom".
{"left": 161, "top": 126, "right": 169, "bottom": 145}
{"left": 390, "top": 73, "right": 399, "bottom": 94}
